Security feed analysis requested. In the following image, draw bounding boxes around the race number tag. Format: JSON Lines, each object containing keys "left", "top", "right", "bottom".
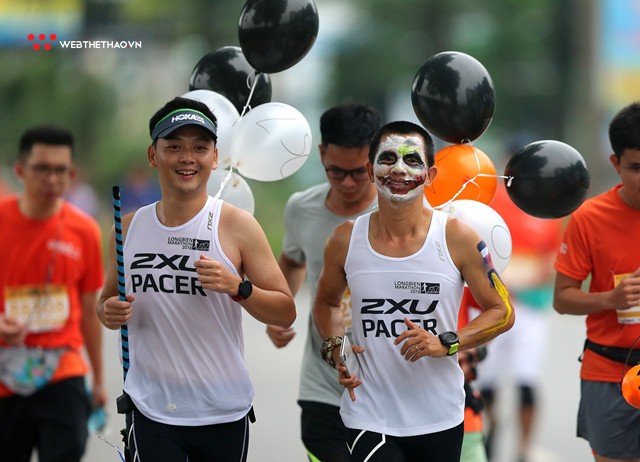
{"left": 4, "top": 284, "right": 70, "bottom": 332}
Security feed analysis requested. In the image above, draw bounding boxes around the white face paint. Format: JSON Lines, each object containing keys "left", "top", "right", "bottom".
{"left": 373, "top": 134, "right": 428, "bottom": 203}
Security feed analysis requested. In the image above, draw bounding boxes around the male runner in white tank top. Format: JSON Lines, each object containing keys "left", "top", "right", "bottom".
{"left": 98, "top": 97, "right": 296, "bottom": 462}
{"left": 313, "top": 121, "right": 515, "bottom": 462}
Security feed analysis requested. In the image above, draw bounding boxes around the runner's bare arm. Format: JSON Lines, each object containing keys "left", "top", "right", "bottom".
{"left": 213, "top": 203, "right": 296, "bottom": 328}
{"left": 313, "top": 222, "right": 352, "bottom": 341}
{"left": 448, "top": 217, "right": 515, "bottom": 350}
{"left": 81, "top": 290, "right": 106, "bottom": 407}
{"left": 265, "top": 254, "right": 306, "bottom": 348}
{"left": 554, "top": 268, "right": 640, "bottom": 315}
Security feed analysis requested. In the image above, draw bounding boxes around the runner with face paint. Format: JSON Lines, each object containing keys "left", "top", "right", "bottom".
{"left": 372, "top": 134, "right": 429, "bottom": 203}
{"left": 313, "top": 120, "right": 515, "bottom": 462}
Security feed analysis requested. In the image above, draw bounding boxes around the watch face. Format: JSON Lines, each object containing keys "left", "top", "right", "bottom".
{"left": 238, "top": 280, "right": 253, "bottom": 299}
{"left": 439, "top": 331, "right": 459, "bottom": 356}
{"left": 440, "top": 331, "right": 459, "bottom": 346}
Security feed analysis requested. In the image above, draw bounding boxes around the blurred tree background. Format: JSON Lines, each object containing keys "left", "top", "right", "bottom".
{"left": 0, "top": 0, "right": 636, "bottom": 252}
{"left": 333, "top": 0, "right": 576, "bottom": 138}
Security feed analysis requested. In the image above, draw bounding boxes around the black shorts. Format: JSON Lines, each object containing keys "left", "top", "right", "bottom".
{"left": 0, "top": 376, "right": 89, "bottom": 462}
{"left": 345, "top": 422, "right": 464, "bottom": 462}
{"left": 129, "top": 406, "right": 250, "bottom": 462}
{"left": 299, "top": 400, "right": 350, "bottom": 462}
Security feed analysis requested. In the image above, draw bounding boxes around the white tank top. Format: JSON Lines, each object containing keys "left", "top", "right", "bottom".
{"left": 123, "top": 196, "right": 253, "bottom": 426}
{"left": 341, "top": 210, "right": 465, "bottom": 436}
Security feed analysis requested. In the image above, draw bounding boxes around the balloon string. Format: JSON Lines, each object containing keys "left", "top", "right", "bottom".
{"left": 240, "top": 71, "right": 260, "bottom": 118}
{"left": 213, "top": 168, "right": 234, "bottom": 200}
{"left": 434, "top": 147, "right": 485, "bottom": 210}
{"left": 433, "top": 146, "right": 514, "bottom": 210}
{"left": 433, "top": 176, "right": 478, "bottom": 210}
{"left": 621, "top": 334, "right": 640, "bottom": 383}
{"left": 433, "top": 173, "right": 512, "bottom": 211}
{"left": 472, "top": 145, "right": 482, "bottom": 172}
{"left": 96, "top": 434, "right": 126, "bottom": 461}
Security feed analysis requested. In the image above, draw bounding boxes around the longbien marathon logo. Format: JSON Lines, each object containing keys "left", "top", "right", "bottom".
{"left": 28, "top": 33, "right": 142, "bottom": 51}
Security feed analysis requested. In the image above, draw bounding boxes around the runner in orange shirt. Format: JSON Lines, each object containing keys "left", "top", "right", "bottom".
{"left": 0, "top": 125, "right": 106, "bottom": 462}
{"left": 554, "top": 102, "right": 640, "bottom": 462}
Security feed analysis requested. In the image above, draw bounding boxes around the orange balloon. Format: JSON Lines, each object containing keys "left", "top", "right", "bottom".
{"left": 622, "top": 364, "right": 640, "bottom": 409}
{"left": 425, "top": 144, "right": 497, "bottom": 207}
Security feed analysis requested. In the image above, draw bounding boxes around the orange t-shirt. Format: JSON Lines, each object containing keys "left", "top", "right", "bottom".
{"left": 0, "top": 182, "right": 12, "bottom": 199}
{"left": 0, "top": 198, "right": 104, "bottom": 396}
{"left": 554, "top": 185, "right": 640, "bottom": 381}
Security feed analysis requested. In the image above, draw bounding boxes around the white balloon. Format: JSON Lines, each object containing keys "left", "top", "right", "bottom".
{"left": 206, "top": 169, "right": 255, "bottom": 215}
{"left": 229, "top": 102, "right": 311, "bottom": 181}
{"left": 181, "top": 90, "right": 240, "bottom": 169}
{"left": 444, "top": 199, "right": 512, "bottom": 274}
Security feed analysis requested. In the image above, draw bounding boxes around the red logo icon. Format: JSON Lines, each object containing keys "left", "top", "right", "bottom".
{"left": 28, "top": 33, "right": 57, "bottom": 51}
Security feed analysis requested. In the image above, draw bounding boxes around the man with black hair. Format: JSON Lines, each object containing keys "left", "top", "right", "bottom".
{"left": 266, "top": 101, "right": 382, "bottom": 461}
{"left": 98, "top": 96, "right": 296, "bottom": 461}
{"left": 0, "top": 125, "right": 106, "bottom": 462}
{"left": 314, "top": 120, "right": 514, "bottom": 462}
{"left": 554, "top": 101, "right": 640, "bottom": 462}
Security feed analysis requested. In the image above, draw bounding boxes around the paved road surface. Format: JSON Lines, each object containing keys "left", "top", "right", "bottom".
{"left": 75, "top": 285, "right": 593, "bottom": 462}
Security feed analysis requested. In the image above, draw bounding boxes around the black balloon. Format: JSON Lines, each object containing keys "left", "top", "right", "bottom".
{"left": 238, "top": 0, "right": 319, "bottom": 74}
{"left": 411, "top": 51, "right": 495, "bottom": 144}
{"left": 189, "top": 46, "right": 272, "bottom": 114}
{"left": 504, "top": 140, "right": 591, "bottom": 218}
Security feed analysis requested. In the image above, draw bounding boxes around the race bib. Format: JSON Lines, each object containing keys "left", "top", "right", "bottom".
{"left": 4, "top": 284, "right": 70, "bottom": 333}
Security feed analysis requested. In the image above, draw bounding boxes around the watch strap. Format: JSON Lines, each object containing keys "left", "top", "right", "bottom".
{"left": 230, "top": 279, "right": 252, "bottom": 302}
{"left": 438, "top": 331, "right": 460, "bottom": 356}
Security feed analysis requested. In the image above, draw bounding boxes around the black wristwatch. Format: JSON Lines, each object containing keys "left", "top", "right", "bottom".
{"left": 438, "top": 331, "right": 460, "bottom": 356}
{"left": 230, "top": 279, "right": 253, "bottom": 302}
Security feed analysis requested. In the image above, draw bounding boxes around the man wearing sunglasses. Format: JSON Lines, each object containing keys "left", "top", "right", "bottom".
{"left": 266, "top": 102, "right": 382, "bottom": 462}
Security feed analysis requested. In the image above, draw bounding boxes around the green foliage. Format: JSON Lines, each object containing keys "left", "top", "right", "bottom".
{"left": 333, "top": 0, "right": 565, "bottom": 139}
{"left": 121, "top": 0, "right": 240, "bottom": 46}
{"left": 0, "top": 49, "right": 121, "bottom": 185}
{"left": 0, "top": 0, "right": 581, "bottom": 248}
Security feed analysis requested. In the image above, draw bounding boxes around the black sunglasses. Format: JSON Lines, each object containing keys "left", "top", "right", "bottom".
{"left": 324, "top": 165, "right": 369, "bottom": 181}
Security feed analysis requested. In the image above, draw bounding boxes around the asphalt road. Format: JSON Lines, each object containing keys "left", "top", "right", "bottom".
{"left": 75, "top": 285, "right": 593, "bottom": 462}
